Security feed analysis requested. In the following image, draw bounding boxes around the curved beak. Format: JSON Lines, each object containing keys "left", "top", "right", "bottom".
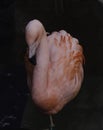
{"left": 28, "top": 43, "right": 37, "bottom": 65}
{"left": 28, "top": 54, "right": 36, "bottom": 65}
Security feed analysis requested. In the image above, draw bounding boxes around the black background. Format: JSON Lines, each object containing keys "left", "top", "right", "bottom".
{"left": 0, "top": 0, "right": 103, "bottom": 129}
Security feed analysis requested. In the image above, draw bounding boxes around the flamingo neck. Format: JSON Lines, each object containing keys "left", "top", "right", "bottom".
{"left": 32, "top": 35, "right": 49, "bottom": 100}
{"left": 36, "top": 36, "right": 49, "bottom": 69}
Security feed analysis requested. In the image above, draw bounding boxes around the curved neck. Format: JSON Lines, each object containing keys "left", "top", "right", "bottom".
{"left": 36, "top": 36, "right": 49, "bottom": 68}
{"left": 31, "top": 35, "right": 49, "bottom": 98}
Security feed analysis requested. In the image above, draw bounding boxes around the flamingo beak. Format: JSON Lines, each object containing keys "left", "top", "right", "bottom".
{"left": 28, "top": 44, "right": 37, "bottom": 65}
{"left": 28, "top": 54, "right": 36, "bottom": 65}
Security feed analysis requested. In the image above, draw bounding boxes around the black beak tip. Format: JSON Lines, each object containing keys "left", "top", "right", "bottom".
{"left": 28, "top": 55, "right": 36, "bottom": 65}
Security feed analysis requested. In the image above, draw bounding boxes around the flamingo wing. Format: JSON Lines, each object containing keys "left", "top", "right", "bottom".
{"left": 25, "top": 20, "right": 84, "bottom": 114}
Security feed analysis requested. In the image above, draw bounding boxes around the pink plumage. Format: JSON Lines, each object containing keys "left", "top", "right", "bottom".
{"left": 25, "top": 19, "right": 84, "bottom": 114}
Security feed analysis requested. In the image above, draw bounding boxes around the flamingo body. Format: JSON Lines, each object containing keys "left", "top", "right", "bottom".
{"left": 25, "top": 19, "right": 84, "bottom": 114}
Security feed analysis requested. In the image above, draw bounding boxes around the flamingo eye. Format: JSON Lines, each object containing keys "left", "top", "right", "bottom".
{"left": 28, "top": 54, "right": 36, "bottom": 65}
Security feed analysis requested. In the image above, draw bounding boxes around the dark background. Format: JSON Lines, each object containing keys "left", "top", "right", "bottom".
{"left": 0, "top": 0, "right": 103, "bottom": 129}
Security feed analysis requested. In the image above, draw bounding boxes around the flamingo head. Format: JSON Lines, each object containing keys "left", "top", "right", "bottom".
{"left": 25, "top": 19, "right": 46, "bottom": 59}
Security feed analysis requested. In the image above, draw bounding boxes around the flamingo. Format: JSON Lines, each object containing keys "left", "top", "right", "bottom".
{"left": 24, "top": 19, "right": 84, "bottom": 129}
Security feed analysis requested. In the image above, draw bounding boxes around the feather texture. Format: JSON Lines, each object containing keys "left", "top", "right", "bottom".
{"left": 25, "top": 19, "right": 84, "bottom": 114}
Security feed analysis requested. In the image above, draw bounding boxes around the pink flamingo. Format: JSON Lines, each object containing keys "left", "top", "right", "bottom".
{"left": 25, "top": 19, "right": 84, "bottom": 129}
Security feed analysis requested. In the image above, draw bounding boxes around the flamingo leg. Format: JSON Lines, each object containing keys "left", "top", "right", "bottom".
{"left": 49, "top": 115, "right": 55, "bottom": 130}
{"left": 43, "top": 115, "right": 55, "bottom": 130}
